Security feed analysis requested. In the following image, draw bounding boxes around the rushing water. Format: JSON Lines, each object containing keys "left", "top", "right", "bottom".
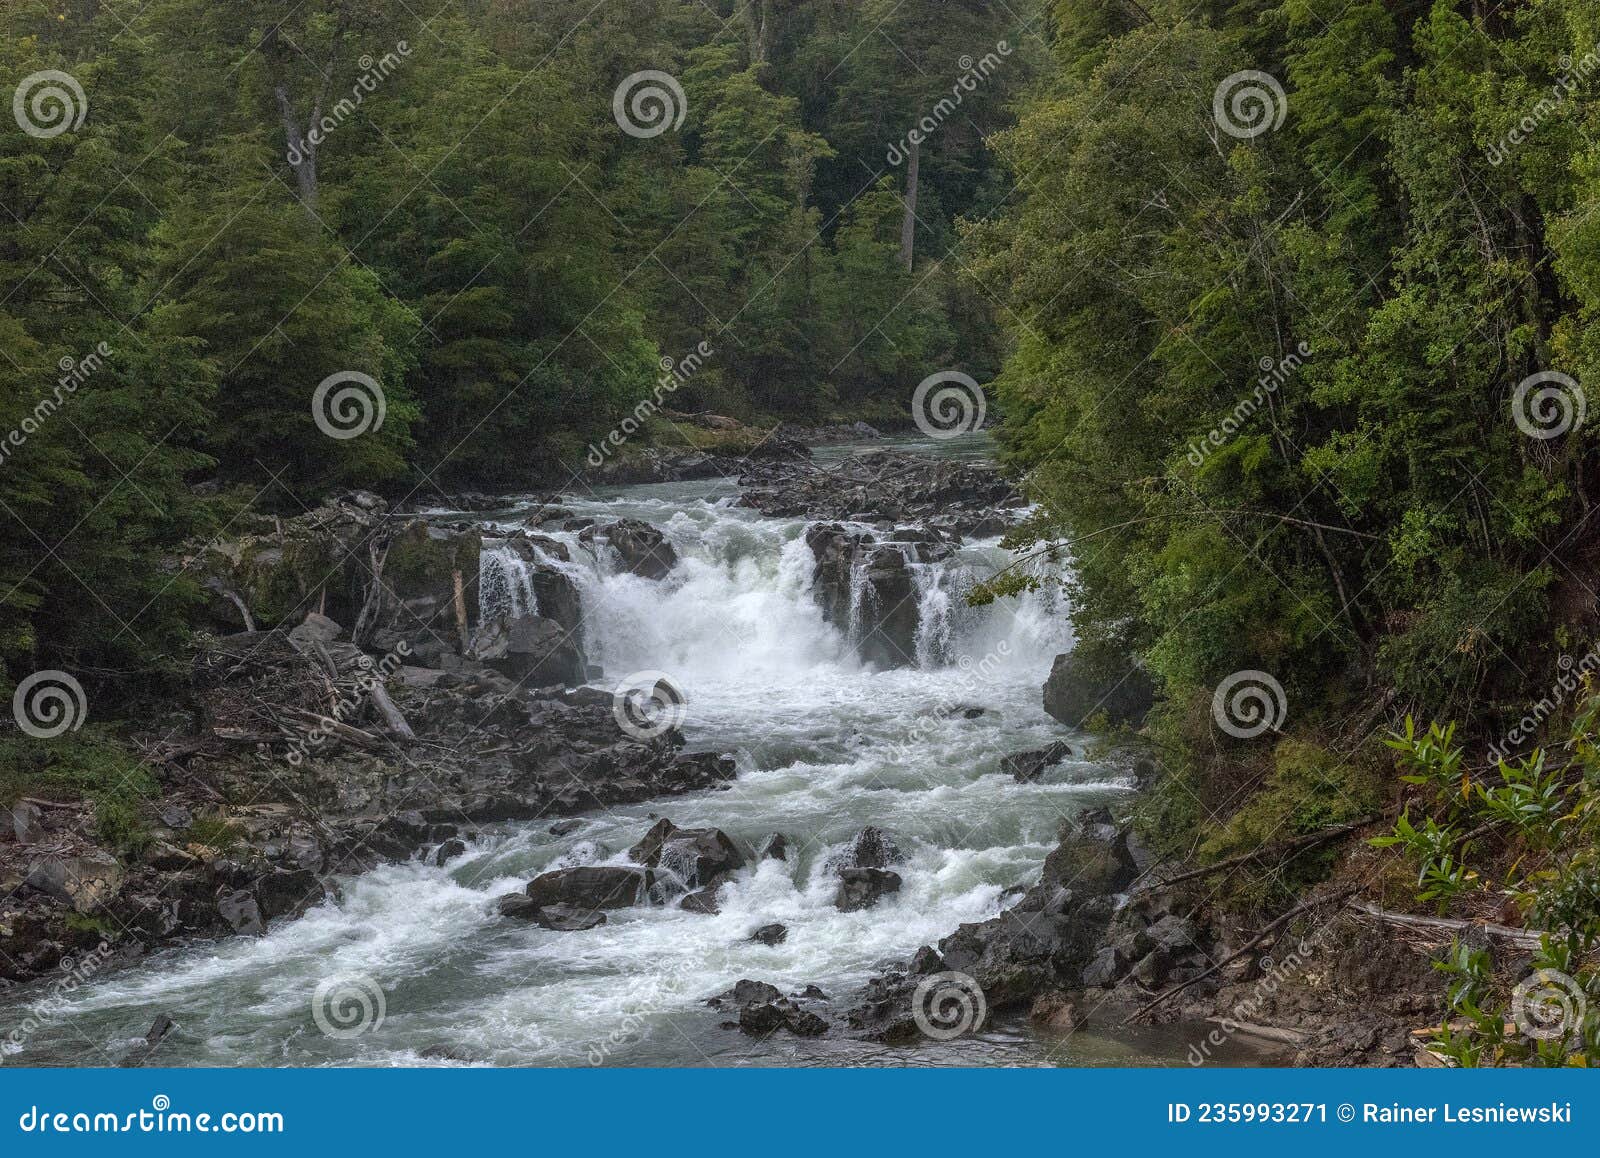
{"left": 0, "top": 435, "right": 1277, "bottom": 1068}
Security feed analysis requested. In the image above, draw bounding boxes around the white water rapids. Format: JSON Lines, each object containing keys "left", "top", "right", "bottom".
{"left": 2, "top": 437, "right": 1247, "bottom": 1067}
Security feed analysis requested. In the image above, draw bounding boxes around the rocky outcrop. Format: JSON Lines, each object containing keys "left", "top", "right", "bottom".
{"left": 1042, "top": 649, "right": 1156, "bottom": 729}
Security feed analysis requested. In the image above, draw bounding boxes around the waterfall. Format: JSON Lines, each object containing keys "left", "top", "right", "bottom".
{"left": 479, "top": 541, "right": 539, "bottom": 627}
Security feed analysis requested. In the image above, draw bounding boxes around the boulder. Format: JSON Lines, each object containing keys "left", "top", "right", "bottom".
{"left": 12, "top": 801, "right": 43, "bottom": 844}
{"left": 1042, "top": 648, "right": 1155, "bottom": 728}
{"left": 843, "top": 825, "right": 902, "bottom": 869}
{"left": 679, "top": 888, "right": 721, "bottom": 915}
{"left": 497, "top": 893, "right": 543, "bottom": 921}
{"left": 738, "top": 1000, "right": 827, "bottom": 1038}
{"left": 755, "top": 833, "right": 789, "bottom": 861}
{"left": 1081, "top": 945, "right": 1125, "bottom": 988}
{"left": 834, "top": 867, "right": 902, "bottom": 912}
{"left": 707, "top": 979, "right": 783, "bottom": 1009}
{"left": 1040, "top": 817, "right": 1138, "bottom": 896}
{"left": 287, "top": 612, "right": 343, "bottom": 646}
{"left": 524, "top": 865, "right": 653, "bottom": 910}
{"left": 750, "top": 923, "right": 787, "bottom": 946}
{"left": 627, "top": 819, "right": 747, "bottom": 889}
{"left": 432, "top": 838, "right": 467, "bottom": 866}
{"left": 25, "top": 852, "right": 123, "bottom": 913}
{"left": 548, "top": 819, "right": 583, "bottom": 837}
{"left": 857, "top": 547, "right": 920, "bottom": 668}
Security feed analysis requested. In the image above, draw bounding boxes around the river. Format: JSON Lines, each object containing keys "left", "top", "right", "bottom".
{"left": 0, "top": 435, "right": 1273, "bottom": 1067}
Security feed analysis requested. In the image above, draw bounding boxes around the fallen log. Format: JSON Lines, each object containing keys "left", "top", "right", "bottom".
{"left": 368, "top": 678, "right": 415, "bottom": 743}
{"left": 1205, "top": 1017, "right": 1307, "bottom": 1046}
{"left": 1345, "top": 900, "right": 1543, "bottom": 949}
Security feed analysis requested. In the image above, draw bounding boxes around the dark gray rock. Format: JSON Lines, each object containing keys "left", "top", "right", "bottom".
{"left": 1042, "top": 649, "right": 1155, "bottom": 728}
{"left": 1081, "top": 945, "right": 1125, "bottom": 988}
{"left": 834, "top": 867, "right": 902, "bottom": 912}
{"left": 750, "top": 923, "right": 787, "bottom": 946}
{"left": 627, "top": 818, "right": 747, "bottom": 889}
{"left": 525, "top": 866, "right": 653, "bottom": 910}
{"left": 1001, "top": 740, "right": 1074, "bottom": 783}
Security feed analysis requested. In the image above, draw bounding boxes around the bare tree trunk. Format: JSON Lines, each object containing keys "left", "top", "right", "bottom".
{"left": 900, "top": 139, "right": 920, "bottom": 271}
{"left": 744, "top": 0, "right": 772, "bottom": 65}
{"left": 276, "top": 85, "right": 320, "bottom": 212}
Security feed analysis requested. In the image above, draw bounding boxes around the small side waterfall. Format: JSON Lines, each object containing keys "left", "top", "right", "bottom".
{"left": 479, "top": 541, "right": 540, "bottom": 627}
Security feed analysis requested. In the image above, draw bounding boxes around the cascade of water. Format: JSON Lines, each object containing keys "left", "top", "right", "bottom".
{"left": 478, "top": 541, "right": 539, "bottom": 626}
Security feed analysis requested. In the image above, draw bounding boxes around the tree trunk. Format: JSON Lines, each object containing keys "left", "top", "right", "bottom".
{"left": 276, "top": 84, "right": 319, "bottom": 213}
{"left": 900, "top": 139, "right": 920, "bottom": 271}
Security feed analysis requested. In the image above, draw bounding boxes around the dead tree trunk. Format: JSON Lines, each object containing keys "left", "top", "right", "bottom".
{"left": 900, "top": 139, "right": 920, "bottom": 271}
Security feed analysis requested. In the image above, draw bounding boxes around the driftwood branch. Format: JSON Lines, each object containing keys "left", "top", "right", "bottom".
{"left": 1346, "top": 900, "right": 1543, "bottom": 949}
{"left": 368, "top": 679, "right": 415, "bottom": 743}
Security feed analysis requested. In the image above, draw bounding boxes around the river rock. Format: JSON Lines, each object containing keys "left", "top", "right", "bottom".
{"left": 834, "top": 867, "right": 902, "bottom": 912}
{"left": 627, "top": 819, "right": 747, "bottom": 889}
{"left": 497, "top": 893, "right": 543, "bottom": 920}
{"left": 525, "top": 866, "right": 654, "bottom": 910}
{"left": 1081, "top": 945, "right": 1125, "bottom": 988}
{"left": 1042, "top": 649, "right": 1156, "bottom": 728}
{"left": 581, "top": 519, "right": 677, "bottom": 579}
{"left": 1040, "top": 818, "right": 1137, "bottom": 896}
{"left": 843, "top": 825, "right": 902, "bottom": 869}
{"left": 679, "top": 887, "right": 721, "bottom": 915}
{"left": 755, "top": 833, "right": 789, "bottom": 861}
{"left": 738, "top": 999, "right": 827, "bottom": 1037}
{"left": 707, "top": 979, "right": 784, "bottom": 1009}
{"left": 1002, "top": 740, "right": 1074, "bottom": 783}
{"left": 750, "top": 923, "right": 787, "bottom": 946}
{"left": 215, "top": 887, "right": 264, "bottom": 935}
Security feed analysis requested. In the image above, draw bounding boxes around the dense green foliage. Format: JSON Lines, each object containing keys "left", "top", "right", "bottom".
{"left": 1381, "top": 717, "right": 1600, "bottom": 1065}
{"left": 974, "top": 0, "right": 1600, "bottom": 843}
{"left": 0, "top": 0, "right": 1038, "bottom": 700}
